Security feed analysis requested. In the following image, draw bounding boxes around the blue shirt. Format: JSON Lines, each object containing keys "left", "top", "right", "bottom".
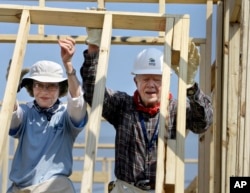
{"left": 9, "top": 101, "right": 87, "bottom": 188}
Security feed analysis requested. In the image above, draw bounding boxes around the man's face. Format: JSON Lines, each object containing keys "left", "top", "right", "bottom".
{"left": 134, "top": 74, "right": 162, "bottom": 107}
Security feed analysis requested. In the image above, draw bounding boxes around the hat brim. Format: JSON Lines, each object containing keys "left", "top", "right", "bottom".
{"left": 21, "top": 77, "right": 68, "bottom": 88}
{"left": 131, "top": 69, "right": 162, "bottom": 75}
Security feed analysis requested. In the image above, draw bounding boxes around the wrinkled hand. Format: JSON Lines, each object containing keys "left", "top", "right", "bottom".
{"left": 58, "top": 37, "right": 75, "bottom": 65}
{"left": 85, "top": 7, "right": 105, "bottom": 47}
{"left": 172, "top": 42, "right": 200, "bottom": 88}
{"left": 5, "top": 59, "right": 30, "bottom": 92}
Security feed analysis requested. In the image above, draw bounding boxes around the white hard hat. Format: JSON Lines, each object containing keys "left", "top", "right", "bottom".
{"left": 131, "top": 48, "right": 163, "bottom": 75}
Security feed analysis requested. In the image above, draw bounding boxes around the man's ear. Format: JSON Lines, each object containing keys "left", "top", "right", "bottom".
{"left": 133, "top": 76, "right": 137, "bottom": 86}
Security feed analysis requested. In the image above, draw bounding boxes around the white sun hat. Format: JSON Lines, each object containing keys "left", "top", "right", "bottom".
{"left": 21, "top": 60, "right": 67, "bottom": 85}
{"left": 131, "top": 48, "right": 163, "bottom": 75}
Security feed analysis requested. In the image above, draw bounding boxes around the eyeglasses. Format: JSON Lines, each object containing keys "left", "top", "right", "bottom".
{"left": 33, "top": 82, "right": 59, "bottom": 92}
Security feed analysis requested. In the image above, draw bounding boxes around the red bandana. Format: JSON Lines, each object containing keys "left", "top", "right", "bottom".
{"left": 133, "top": 90, "right": 173, "bottom": 116}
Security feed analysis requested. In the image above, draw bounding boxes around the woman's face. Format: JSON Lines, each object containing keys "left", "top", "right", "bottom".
{"left": 33, "top": 81, "right": 60, "bottom": 108}
{"left": 134, "top": 74, "right": 162, "bottom": 107}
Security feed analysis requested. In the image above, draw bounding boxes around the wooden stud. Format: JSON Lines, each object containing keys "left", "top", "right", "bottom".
{"left": 198, "top": 1, "right": 213, "bottom": 193}
{"left": 229, "top": 0, "right": 242, "bottom": 22}
{"left": 38, "top": 0, "right": 45, "bottom": 35}
{"left": 221, "top": 1, "right": 230, "bottom": 193}
{"left": 225, "top": 23, "right": 240, "bottom": 192}
{"left": 159, "top": 0, "right": 166, "bottom": 37}
{"left": 0, "top": 9, "right": 30, "bottom": 166}
{"left": 1, "top": 137, "right": 9, "bottom": 193}
{"left": 242, "top": 0, "right": 250, "bottom": 176}
{"left": 213, "top": 1, "right": 223, "bottom": 192}
{"left": 80, "top": 13, "right": 112, "bottom": 193}
{"left": 198, "top": 44, "right": 206, "bottom": 193}
{"left": 156, "top": 16, "right": 174, "bottom": 193}
{"left": 174, "top": 16, "right": 189, "bottom": 193}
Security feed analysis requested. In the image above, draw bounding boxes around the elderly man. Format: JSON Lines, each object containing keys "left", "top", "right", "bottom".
{"left": 80, "top": 29, "right": 213, "bottom": 193}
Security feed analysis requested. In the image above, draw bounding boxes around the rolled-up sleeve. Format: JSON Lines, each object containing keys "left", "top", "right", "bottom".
{"left": 66, "top": 87, "right": 87, "bottom": 127}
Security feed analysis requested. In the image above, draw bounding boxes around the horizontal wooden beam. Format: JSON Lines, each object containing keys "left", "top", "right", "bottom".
{"left": 3, "top": 0, "right": 219, "bottom": 4}
{"left": 74, "top": 143, "right": 115, "bottom": 149}
{"left": 0, "top": 4, "right": 189, "bottom": 31}
{"left": 70, "top": 171, "right": 110, "bottom": 183}
{"left": 0, "top": 34, "right": 206, "bottom": 45}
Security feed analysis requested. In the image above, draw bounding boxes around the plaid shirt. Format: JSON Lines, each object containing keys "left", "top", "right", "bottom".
{"left": 80, "top": 50, "right": 213, "bottom": 184}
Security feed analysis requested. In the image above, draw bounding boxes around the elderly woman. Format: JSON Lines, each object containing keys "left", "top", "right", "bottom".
{"left": 7, "top": 37, "right": 87, "bottom": 193}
